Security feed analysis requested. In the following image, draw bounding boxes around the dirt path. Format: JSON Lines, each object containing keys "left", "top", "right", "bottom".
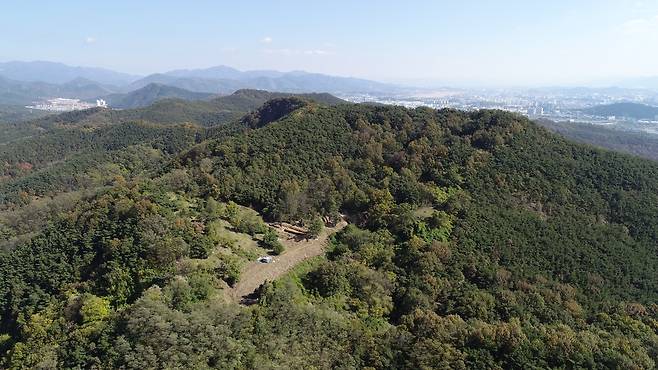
{"left": 227, "top": 219, "right": 348, "bottom": 303}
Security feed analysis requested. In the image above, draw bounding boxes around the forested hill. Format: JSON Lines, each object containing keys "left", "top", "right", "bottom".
{"left": 2, "top": 100, "right": 658, "bottom": 368}
{"left": 0, "top": 91, "right": 345, "bottom": 192}
{"left": 538, "top": 119, "right": 658, "bottom": 161}
{"left": 0, "top": 93, "right": 344, "bottom": 247}
{"left": 179, "top": 103, "right": 658, "bottom": 303}
{"left": 581, "top": 102, "right": 658, "bottom": 120}
{"left": 101, "top": 83, "right": 215, "bottom": 109}
{"left": 3, "top": 89, "right": 344, "bottom": 134}
{"left": 100, "top": 84, "right": 347, "bottom": 110}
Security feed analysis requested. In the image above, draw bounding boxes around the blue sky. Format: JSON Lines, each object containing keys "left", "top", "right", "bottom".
{"left": 2, "top": 0, "right": 658, "bottom": 86}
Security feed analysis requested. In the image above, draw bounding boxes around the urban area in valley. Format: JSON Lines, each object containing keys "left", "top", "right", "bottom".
{"left": 341, "top": 87, "right": 658, "bottom": 125}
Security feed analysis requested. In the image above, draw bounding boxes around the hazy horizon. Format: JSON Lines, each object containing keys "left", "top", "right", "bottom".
{"left": 3, "top": 0, "right": 658, "bottom": 87}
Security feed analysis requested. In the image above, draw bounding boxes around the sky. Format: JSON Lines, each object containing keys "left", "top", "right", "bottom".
{"left": 2, "top": 0, "right": 658, "bottom": 87}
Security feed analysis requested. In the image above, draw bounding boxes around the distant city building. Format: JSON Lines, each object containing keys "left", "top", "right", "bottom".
{"left": 26, "top": 97, "right": 106, "bottom": 112}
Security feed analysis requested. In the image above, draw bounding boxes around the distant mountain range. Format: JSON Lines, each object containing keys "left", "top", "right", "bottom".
{"left": 581, "top": 102, "right": 658, "bottom": 120}
{"left": 152, "top": 66, "right": 399, "bottom": 94}
{"left": 614, "top": 76, "right": 658, "bottom": 90}
{"left": 0, "top": 61, "right": 139, "bottom": 86}
{"left": 0, "top": 61, "right": 404, "bottom": 109}
{"left": 124, "top": 69, "right": 400, "bottom": 95}
{"left": 166, "top": 65, "right": 286, "bottom": 80}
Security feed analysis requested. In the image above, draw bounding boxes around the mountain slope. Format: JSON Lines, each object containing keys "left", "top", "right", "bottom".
{"left": 0, "top": 75, "right": 113, "bottom": 105}
{"left": 11, "top": 89, "right": 344, "bottom": 132}
{"left": 125, "top": 73, "right": 245, "bottom": 94}
{"left": 102, "top": 83, "right": 215, "bottom": 109}
{"left": 166, "top": 65, "right": 247, "bottom": 79}
{"left": 0, "top": 105, "right": 50, "bottom": 125}
{"left": 581, "top": 102, "right": 658, "bottom": 120}
{"left": 0, "top": 91, "right": 346, "bottom": 209}
{"left": 242, "top": 71, "right": 397, "bottom": 93}
{"left": 119, "top": 89, "right": 344, "bottom": 126}
{"left": 2, "top": 102, "right": 658, "bottom": 368}
{"left": 178, "top": 104, "right": 658, "bottom": 304}
{"left": 538, "top": 119, "right": 658, "bottom": 161}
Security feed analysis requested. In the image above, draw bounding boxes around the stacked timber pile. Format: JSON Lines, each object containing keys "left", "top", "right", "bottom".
{"left": 272, "top": 222, "right": 308, "bottom": 235}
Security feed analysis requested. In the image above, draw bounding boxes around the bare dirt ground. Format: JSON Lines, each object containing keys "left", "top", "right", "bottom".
{"left": 227, "top": 219, "right": 348, "bottom": 303}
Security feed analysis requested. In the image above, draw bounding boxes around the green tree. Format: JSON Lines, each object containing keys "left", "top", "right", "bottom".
{"left": 79, "top": 294, "right": 111, "bottom": 324}
{"left": 307, "top": 216, "right": 324, "bottom": 239}
{"left": 272, "top": 242, "right": 285, "bottom": 255}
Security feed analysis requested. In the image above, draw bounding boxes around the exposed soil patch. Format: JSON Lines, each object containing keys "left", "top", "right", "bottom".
{"left": 227, "top": 218, "right": 347, "bottom": 303}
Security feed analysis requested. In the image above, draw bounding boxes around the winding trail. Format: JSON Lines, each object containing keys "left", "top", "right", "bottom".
{"left": 227, "top": 219, "right": 348, "bottom": 303}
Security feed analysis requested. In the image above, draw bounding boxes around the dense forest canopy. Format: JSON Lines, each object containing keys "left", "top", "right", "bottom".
{"left": 1, "top": 97, "right": 658, "bottom": 368}
{"left": 0, "top": 104, "right": 50, "bottom": 124}
{"left": 0, "top": 91, "right": 344, "bottom": 247}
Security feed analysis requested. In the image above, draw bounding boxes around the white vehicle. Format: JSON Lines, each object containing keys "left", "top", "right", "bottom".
{"left": 258, "top": 256, "right": 274, "bottom": 264}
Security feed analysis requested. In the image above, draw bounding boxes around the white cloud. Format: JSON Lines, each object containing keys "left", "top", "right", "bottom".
{"left": 304, "top": 49, "right": 329, "bottom": 55}
{"left": 84, "top": 36, "right": 96, "bottom": 44}
{"left": 620, "top": 15, "right": 658, "bottom": 35}
{"left": 263, "top": 48, "right": 331, "bottom": 56}
{"left": 261, "top": 36, "right": 273, "bottom": 44}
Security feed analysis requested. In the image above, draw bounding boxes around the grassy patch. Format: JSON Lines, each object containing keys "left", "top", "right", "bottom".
{"left": 279, "top": 255, "right": 325, "bottom": 288}
{"left": 413, "top": 206, "right": 436, "bottom": 219}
